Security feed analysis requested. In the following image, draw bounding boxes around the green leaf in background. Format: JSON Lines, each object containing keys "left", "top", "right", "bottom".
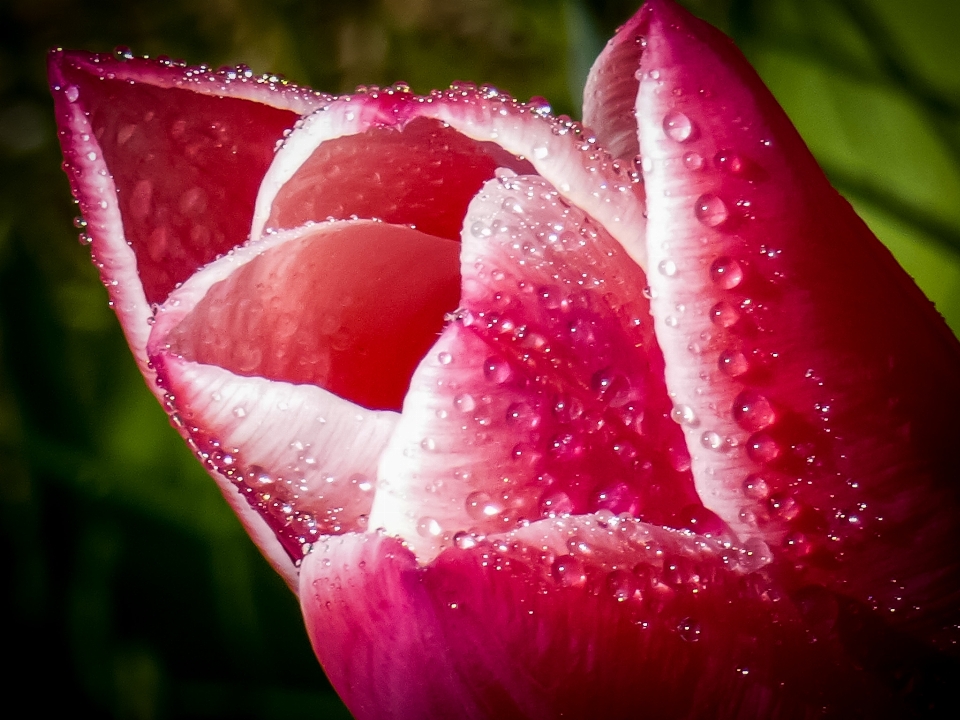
{"left": 1, "top": 1, "right": 957, "bottom": 718}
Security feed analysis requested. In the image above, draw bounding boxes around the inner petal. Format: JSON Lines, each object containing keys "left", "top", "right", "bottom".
{"left": 167, "top": 221, "right": 461, "bottom": 412}
{"left": 370, "top": 173, "right": 702, "bottom": 559}
{"left": 264, "top": 116, "right": 534, "bottom": 240}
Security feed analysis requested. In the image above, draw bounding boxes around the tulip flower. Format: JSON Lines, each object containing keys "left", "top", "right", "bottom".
{"left": 50, "top": 0, "right": 959, "bottom": 717}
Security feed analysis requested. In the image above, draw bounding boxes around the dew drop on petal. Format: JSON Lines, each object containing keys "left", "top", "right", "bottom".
{"left": 437, "top": 351, "right": 452, "bottom": 365}
{"left": 671, "top": 403, "right": 699, "bottom": 427}
{"left": 64, "top": 85, "right": 80, "bottom": 103}
{"left": 743, "top": 473, "right": 771, "bottom": 499}
{"left": 700, "top": 430, "right": 724, "bottom": 451}
{"left": 678, "top": 617, "right": 702, "bottom": 642}
{"left": 658, "top": 259, "right": 678, "bottom": 277}
{"left": 732, "top": 390, "right": 776, "bottom": 431}
{"left": 454, "top": 393, "right": 476, "bottom": 413}
{"left": 551, "top": 555, "right": 586, "bottom": 587}
{"left": 663, "top": 110, "right": 693, "bottom": 142}
{"left": 710, "top": 300, "right": 740, "bottom": 327}
{"left": 747, "top": 432, "right": 780, "bottom": 464}
{"left": 718, "top": 348, "right": 749, "bottom": 377}
{"left": 683, "top": 151, "right": 703, "bottom": 170}
{"left": 416, "top": 516, "right": 442, "bottom": 537}
{"left": 695, "top": 194, "right": 729, "bottom": 227}
{"left": 710, "top": 256, "right": 743, "bottom": 288}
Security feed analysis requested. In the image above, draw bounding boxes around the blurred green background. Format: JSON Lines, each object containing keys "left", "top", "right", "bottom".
{"left": 1, "top": 0, "right": 958, "bottom": 718}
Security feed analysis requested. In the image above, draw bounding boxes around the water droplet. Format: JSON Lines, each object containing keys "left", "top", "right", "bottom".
{"left": 658, "top": 259, "right": 677, "bottom": 277}
{"left": 453, "top": 531, "right": 477, "bottom": 550}
{"left": 683, "top": 151, "right": 703, "bottom": 169}
{"left": 769, "top": 492, "right": 799, "bottom": 520}
{"left": 700, "top": 430, "right": 724, "bottom": 451}
{"left": 416, "top": 517, "right": 442, "bottom": 537}
{"left": 470, "top": 221, "right": 492, "bottom": 238}
{"left": 420, "top": 437, "right": 437, "bottom": 452}
{"left": 747, "top": 432, "right": 780, "bottom": 464}
{"left": 709, "top": 256, "right": 743, "bottom": 289}
{"left": 454, "top": 393, "right": 476, "bottom": 412}
{"left": 64, "top": 85, "right": 80, "bottom": 103}
{"left": 678, "top": 617, "right": 702, "bottom": 642}
{"left": 539, "top": 489, "right": 573, "bottom": 517}
{"left": 114, "top": 46, "right": 134, "bottom": 61}
{"left": 664, "top": 315, "right": 679, "bottom": 328}
{"left": 742, "top": 474, "right": 771, "bottom": 499}
{"left": 551, "top": 555, "right": 586, "bottom": 587}
{"left": 732, "top": 390, "right": 775, "bottom": 431}
{"left": 671, "top": 403, "right": 699, "bottom": 427}
{"left": 710, "top": 300, "right": 740, "bottom": 327}
{"left": 532, "top": 145, "right": 549, "bottom": 160}
{"left": 437, "top": 351, "right": 452, "bottom": 365}
{"left": 506, "top": 401, "right": 538, "bottom": 429}
{"left": 663, "top": 110, "right": 693, "bottom": 142}
{"left": 648, "top": 69, "right": 661, "bottom": 80}
{"left": 606, "top": 570, "right": 640, "bottom": 602}
{"left": 483, "top": 357, "right": 512, "bottom": 384}
{"left": 466, "top": 491, "right": 504, "bottom": 520}
{"left": 718, "top": 348, "right": 749, "bottom": 376}
{"left": 715, "top": 150, "right": 744, "bottom": 174}
{"left": 695, "top": 194, "right": 729, "bottom": 227}
{"left": 72, "top": 216, "right": 87, "bottom": 229}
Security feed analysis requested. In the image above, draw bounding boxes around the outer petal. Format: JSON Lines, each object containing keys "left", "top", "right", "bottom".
{"left": 630, "top": 1, "right": 960, "bottom": 648}
{"left": 300, "top": 520, "right": 908, "bottom": 720}
{"left": 48, "top": 50, "right": 326, "bottom": 378}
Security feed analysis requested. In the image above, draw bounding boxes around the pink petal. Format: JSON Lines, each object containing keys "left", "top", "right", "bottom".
{"left": 253, "top": 90, "right": 650, "bottom": 266}
{"left": 48, "top": 50, "right": 325, "bottom": 374}
{"left": 149, "top": 221, "right": 463, "bottom": 571}
{"left": 630, "top": 0, "right": 960, "bottom": 643}
{"left": 369, "top": 172, "right": 698, "bottom": 559}
{"left": 300, "top": 522, "right": 898, "bottom": 720}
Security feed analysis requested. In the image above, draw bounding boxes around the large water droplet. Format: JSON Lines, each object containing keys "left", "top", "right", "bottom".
{"left": 64, "top": 85, "right": 80, "bottom": 103}
{"left": 606, "top": 570, "right": 640, "bottom": 602}
{"left": 732, "top": 390, "right": 775, "bottom": 431}
{"left": 710, "top": 256, "right": 743, "bottom": 288}
{"left": 700, "top": 430, "right": 724, "bottom": 451}
{"left": 539, "top": 489, "right": 573, "bottom": 517}
{"left": 742, "top": 473, "right": 771, "bottom": 499}
{"left": 663, "top": 110, "right": 693, "bottom": 142}
{"left": 695, "top": 194, "right": 729, "bottom": 227}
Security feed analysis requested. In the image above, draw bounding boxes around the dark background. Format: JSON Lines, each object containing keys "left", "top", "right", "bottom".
{"left": 2, "top": 0, "right": 959, "bottom": 717}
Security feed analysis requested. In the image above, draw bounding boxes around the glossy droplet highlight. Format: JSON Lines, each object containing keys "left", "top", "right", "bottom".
{"left": 683, "top": 151, "right": 703, "bottom": 170}
{"left": 64, "top": 85, "right": 79, "bottom": 103}
{"left": 551, "top": 555, "right": 587, "bottom": 587}
{"left": 437, "top": 351, "right": 452, "bottom": 365}
{"left": 658, "top": 259, "right": 677, "bottom": 277}
{"left": 454, "top": 393, "right": 476, "bottom": 413}
{"left": 718, "top": 348, "right": 749, "bottom": 377}
{"left": 700, "top": 430, "right": 724, "bottom": 451}
{"left": 466, "top": 491, "right": 505, "bottom": 520}
{"left": 710, "top": 256, "right": 743, "bottom": 288}
{"left": 695, "top": 194, "right": 729, "bottom": 227}
{"left": 663, "top": 110, "right": 693, "bottom": 142}
{"left": 747, "top": 432, "right": 780, "bottom": 464}
{"left": 416, "top": 516, "right": 442, "bottom": 537}
{"left": 710, "top": 300, "right": 740, "bottom": 327}
{"left": 678, "top": 617, "right": 702, "bottom": 642}
{"left": 671, "top": 403, "right": 699, "bottom": 427}
{"left": 732, "top": 390, "right": 775, "bottom": 431}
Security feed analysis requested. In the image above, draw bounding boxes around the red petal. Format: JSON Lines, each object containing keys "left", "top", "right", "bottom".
{"left": 150, "top": 222, "right": 465, "bottom": 565}
{"left": 48, "top": 50, "right": 324, "bottom": 369}
{"left": 254, "top": 90, "right": 649, "bottom": 266}
{"left": 632, "top": 0, "right": 960, "bottom": 645}
{"left": 368, "top": 172, "right": 697, "bottom": 559}
{"left": 300, "top": 525, "right": 907, "bottom": 720}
